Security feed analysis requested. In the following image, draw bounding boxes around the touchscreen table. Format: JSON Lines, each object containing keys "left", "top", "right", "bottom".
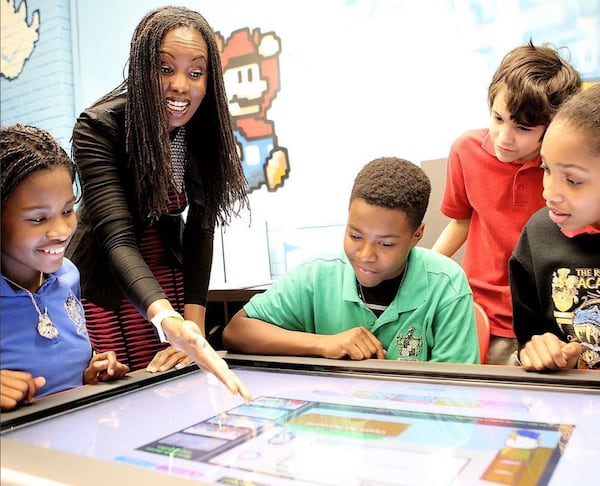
{"left": 1, "top": 357, "right": 599, "bottom": 485}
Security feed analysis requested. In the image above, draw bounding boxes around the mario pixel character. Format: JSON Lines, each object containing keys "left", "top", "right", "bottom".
{"left": 216, "top": 28, "right": 290, "bottom": 193}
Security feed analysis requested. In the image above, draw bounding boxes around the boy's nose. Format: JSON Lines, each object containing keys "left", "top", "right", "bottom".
{"left": 358, "top": 242, "right": 376, "bottom": 261}
{"left": 498, "top": 125, "right": 514, "bottom": 143}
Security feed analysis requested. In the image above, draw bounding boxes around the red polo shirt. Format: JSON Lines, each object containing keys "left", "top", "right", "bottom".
{"left": 441, "top": 129, "right": 545, "bottom": 338}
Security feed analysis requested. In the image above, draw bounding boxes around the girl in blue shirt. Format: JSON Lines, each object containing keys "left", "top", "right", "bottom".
{"left": 1, "top": 124, "right": 129, "bottom": 411}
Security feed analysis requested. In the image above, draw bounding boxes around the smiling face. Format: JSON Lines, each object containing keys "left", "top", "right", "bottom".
{"left": 344, "top": 198, "right": 423, "bottom": 288}
{"left": 1, "top": 166, "right": 77, "bottom": 290}
{"left": 159, "top": 26, "right": 209, "bottom": 132}
{"left": 489, "top": 90, "right": 546, "bottom": 163}
{"left": 541, "top": 119, "right": 600, "bottom": 231}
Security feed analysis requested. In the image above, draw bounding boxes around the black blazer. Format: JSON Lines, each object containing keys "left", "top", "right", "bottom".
{"left": 67, "top": 94, "right": 214, "bottom": 315}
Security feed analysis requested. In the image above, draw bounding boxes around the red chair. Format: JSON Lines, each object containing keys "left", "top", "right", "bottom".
{"left": 474, "top": 302, "right": 490, "bottom": 364}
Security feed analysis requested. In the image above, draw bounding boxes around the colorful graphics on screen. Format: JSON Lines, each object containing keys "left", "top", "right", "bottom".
{"left": 138, "top": 395, "right": 573, "bottom": 485}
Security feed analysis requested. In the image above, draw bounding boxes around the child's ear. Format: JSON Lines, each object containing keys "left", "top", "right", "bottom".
{"left": 412, "top": 223, "right": 425, "bottom": 245}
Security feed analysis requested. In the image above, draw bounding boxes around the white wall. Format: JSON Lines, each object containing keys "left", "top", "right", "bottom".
{"left": 3, "top": 0, "right": 599, "bottom": 287}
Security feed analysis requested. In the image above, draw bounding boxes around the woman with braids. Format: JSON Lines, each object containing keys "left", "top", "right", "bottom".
{"left": 1, "top": 124, "right": 129, "bottom": 411}
{"left": 66, "top": 6, "right": 251, "bottom": 401}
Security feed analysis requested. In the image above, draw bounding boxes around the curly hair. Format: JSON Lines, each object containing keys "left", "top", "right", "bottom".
{"left": 488, "top": 40, "right": 582, "bottom": 128}
{"left": 93, "top": 6, "right": 248, "bottom": 224}
{"left": 1, "top": 124, "right": 79, "bottom": 207}
{"left": 552, "top": 83, "right": 600, "bottom": 156}
{"left": 350, "top": 157, "right": 431, "bottom": 230}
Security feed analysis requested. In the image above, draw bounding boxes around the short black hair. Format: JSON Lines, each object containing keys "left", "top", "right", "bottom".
{"left": 350, "top": 157, "right": 431, "bottom": 230}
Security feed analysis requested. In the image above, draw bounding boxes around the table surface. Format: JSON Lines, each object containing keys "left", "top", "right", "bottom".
{"left": 1, "top": 355, "right": 598, "bottom": 485}
{"left": 207, "top": 284, "right": 270, "bottom": 302}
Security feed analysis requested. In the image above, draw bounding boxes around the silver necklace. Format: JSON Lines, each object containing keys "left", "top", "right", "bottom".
{"left": 3, "top": 274, "right": 59, "bottom": 339}
{"left": 358, "top": 261, "right": 409, "bottom": 307}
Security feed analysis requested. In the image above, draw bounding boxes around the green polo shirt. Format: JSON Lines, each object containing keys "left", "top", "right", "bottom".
{"left": 244, "top": 247, "right": 479, "bottom": 364}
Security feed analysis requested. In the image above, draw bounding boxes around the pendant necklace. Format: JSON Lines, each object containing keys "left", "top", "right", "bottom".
{"left": 3, "top": 274, "right": 59, "bottom": 339}
{"left": 358, "top": 261, "right": 409, "bottom": 307}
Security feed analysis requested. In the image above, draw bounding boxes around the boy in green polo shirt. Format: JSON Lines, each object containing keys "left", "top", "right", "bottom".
{"left": 223, "top": 157, "right": 479, "bottom": 363}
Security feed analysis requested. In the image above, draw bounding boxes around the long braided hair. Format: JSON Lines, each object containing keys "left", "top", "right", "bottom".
{"left": 1, "top": 124, "right": 80, "bottom": 207}
{"left": 92, "top": 6, "right": 248, "bottom": 224}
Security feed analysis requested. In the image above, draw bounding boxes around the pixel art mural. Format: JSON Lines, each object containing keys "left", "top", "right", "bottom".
{"left": 216, "top": 28, "right": 290, "bottom": 193}
{"left": 1, "top": 0, "right": 39, "bottom": 80}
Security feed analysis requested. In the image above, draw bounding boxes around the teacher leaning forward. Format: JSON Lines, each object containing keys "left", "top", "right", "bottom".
{"left": 67, "top": 6, "right": 251, "bottom": 401}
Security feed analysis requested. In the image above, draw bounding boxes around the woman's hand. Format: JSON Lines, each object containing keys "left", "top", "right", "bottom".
{"left": 1, "top": 370, "right": 46, "bottom": 411}
{"left": 146, "top": 346, "right": 193, "bottom": 373}
{"left": 161, "top": 316, "right": 252, "bottom": 403}
{"left": 83, "top": 351, "right": 129, "bottom": 384}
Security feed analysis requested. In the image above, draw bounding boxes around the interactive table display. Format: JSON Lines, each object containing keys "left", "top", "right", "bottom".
{"left": 1, "top": 355, "right": 598, "bottom": 485}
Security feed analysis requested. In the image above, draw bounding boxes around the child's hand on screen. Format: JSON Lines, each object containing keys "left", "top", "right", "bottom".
{"left": 519, "top": 333, "right": 582, "bottom": 371}
{"left": 84, "top": 351, "right": 129, "bottom": 384}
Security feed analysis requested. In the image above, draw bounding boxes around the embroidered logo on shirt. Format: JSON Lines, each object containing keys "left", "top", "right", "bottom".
{"left": 552, "top": 268, "right": 579, "bottom": 312}
{"left": 65, "top": 290, "right": 86, "bottom": 334}
{"left": 395, "top": 327, "right": 422, "bottom": 360}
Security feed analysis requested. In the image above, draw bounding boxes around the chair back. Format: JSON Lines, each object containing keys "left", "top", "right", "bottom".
{"left": 420, "top": 158, "right": 465, "bottom": 264}
{"left": 474, "top": 301, "right": 490, "bottom": 364}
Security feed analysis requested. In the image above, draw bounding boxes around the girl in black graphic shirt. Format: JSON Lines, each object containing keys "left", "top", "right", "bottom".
{"left": 510, "top": 85, "right": 600, "bottom": 371}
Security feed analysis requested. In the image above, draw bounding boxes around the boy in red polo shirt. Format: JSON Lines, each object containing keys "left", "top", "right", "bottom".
{"left": 432, "top": 41, "right": 581, "bottom": 365}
